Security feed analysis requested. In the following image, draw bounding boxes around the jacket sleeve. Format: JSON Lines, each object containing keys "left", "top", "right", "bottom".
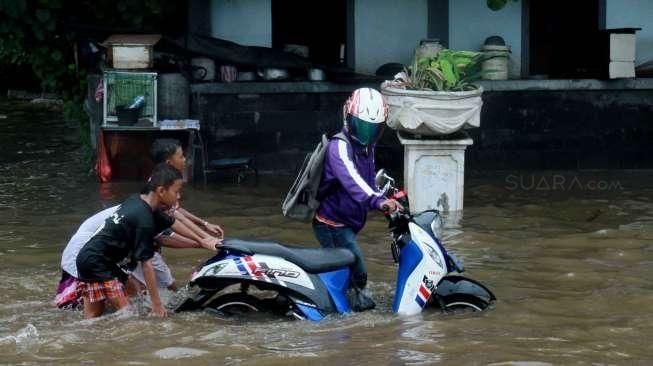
{"left": 327, "top": 139, "right": 385, "bottom": 210}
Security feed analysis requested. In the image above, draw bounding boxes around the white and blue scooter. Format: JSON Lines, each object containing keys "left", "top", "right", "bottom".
{"left": 175, "top": 171, "right": 495, "bottom": 319}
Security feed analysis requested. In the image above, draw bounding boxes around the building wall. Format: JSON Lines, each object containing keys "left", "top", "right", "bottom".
{"left": 207, "top": 0, "right": 653, "bottom": 73}
{"left": 192, "top": 86, "right": 653, "bottom": 174}
{"left": 606, "top": 0, "right": 653, "bottom": 65}
{"left": 354, "top": 0, "right": 428, "bottom": 74}
{"left": 448, "top": 0, "right": 522, "bottom": 78}
{"left": 210, "top": 0, "right": 272, "bottom": 47}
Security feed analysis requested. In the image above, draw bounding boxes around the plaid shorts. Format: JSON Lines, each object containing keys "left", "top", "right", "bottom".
{"left": 77, "top": 279, "right": 126, "bottom": 304}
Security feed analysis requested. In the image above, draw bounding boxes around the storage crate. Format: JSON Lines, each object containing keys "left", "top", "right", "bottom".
{"left": 103, "top": 71, "right": 157, "bottom": 126}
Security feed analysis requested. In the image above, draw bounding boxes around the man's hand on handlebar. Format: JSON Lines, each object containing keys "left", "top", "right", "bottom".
{"left": 379, "top": 199, "right": 404, "bottom": 213}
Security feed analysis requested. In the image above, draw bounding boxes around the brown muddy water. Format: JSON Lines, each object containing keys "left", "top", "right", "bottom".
{"left": 1, "top": 100, "right": 652, "bottom": 365}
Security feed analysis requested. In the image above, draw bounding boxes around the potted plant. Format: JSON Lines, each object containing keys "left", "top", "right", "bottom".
{"left": 381, "top": 49, "right": 485, "bottom": 136}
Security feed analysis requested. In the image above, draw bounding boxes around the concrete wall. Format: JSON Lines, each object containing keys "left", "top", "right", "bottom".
{"left": 606, "top": 0, "right": 653, "bottom": 65}
{"left": 468, "top": 90, "right": 653, "bottom": 170}
{"left": 448, "top": 0, "right": 522, "bottom": 78}
{"left": 354, "top": 0, "right": 428, "bottom": 74}
{"left": 210, "top": 0, "right": 272, "bottom": 47}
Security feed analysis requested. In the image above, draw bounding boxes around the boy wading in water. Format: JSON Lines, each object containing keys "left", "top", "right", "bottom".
{"left": 76, "top": 164, "right": 182, "bottom": 318}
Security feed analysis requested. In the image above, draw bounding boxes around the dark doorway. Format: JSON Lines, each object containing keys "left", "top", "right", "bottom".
{"left": 528, "top": 0, "right": 603, "bottom": 78}
{"left": 271, "top": 0, "right": 348, "bottom": 66}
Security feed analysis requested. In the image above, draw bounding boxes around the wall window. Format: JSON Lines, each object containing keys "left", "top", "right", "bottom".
{"left": 527, "top": 0, "right": 604, "bottom": 78}
{"left": 271, "top": 0, "right": 348, "bottom": 66}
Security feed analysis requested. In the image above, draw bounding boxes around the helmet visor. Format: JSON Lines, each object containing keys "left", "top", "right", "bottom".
{"left": 348, "top": 115, "right": 385, "bottom": 146}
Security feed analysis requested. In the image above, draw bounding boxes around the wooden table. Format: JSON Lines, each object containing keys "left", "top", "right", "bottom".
{"left": 99, "top": 124, "right": 204, "bottom": 183}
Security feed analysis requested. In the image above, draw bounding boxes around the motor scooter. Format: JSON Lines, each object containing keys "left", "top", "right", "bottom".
{"left": 175, "top": 170, "right": 495, "bottom": 319}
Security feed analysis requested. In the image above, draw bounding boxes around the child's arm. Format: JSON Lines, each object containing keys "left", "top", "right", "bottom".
{"left": 176, "top": 207, "right": 224, "bottom": 238}
{"left": 173, "top": 210, "right": 212, "bottom": 239}
{"left": 157, "top": 231, "right": 219, "bottom": 251}
{"left": 142, "top": 258, "right": 167, "bottom": 317}
{"left": 170, "top": 219, "right": 210, "bottom": 244}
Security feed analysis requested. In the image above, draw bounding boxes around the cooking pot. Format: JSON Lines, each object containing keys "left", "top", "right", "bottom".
{"left": 258, "top": 68, "right": 289, "bottom": 81}
{"left": 308, "top": 68, "right": 326, "bottom": 81}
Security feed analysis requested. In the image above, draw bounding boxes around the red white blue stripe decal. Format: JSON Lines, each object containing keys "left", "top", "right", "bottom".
{"left": 234, "top": 256, "right": 281, "bottom": 285}
{"left": 243, "top": 256, "right": 261, "bottom": 278}
{"left": 234, "top": 258, "right": 249, "bottom": 276}
{"left": 415, "top": 284, "right": 431, "bottom": 308}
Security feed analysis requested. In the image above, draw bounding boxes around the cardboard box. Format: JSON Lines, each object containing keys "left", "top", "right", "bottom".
{"left": 102, "top": 34, "right": 161, "bottom": 69}
{"left": 609, "top": 61, "right": 635, "bottom": 79}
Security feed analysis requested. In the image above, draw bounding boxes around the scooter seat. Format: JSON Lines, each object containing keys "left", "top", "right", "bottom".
{"left": 222, "top": 238, "right": 356, "bottom": 273}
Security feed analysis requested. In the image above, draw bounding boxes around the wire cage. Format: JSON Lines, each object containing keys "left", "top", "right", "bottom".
{"left": 103, "top": 71, "right": 157, "bottom": 126}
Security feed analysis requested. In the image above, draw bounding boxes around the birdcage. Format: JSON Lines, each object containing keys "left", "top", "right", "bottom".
{"left": 103, "top": 71, "right": 157, "bottom": 126}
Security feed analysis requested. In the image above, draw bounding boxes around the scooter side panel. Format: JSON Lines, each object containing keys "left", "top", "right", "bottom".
{"left": 295, "top": 303, "right": 325, "bottom": 321}
{"left": 394, "top": 223, "right": 448, "bottom": 316}
{"left": 195, "top": 254, "right": 315, "bottom": 290}
{"left": 318, "top": 268, "right": 352, "bottom": 314}
{"left": 192, "top": 255, "right": 345, "bottom": 318}
{"left": 392, "top": 240, "right": 423, "bottom": 314}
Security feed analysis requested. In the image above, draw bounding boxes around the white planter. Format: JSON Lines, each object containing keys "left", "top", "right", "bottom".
{"left": 397, "top": 132, "right": 473, "bottom": 220}
{"left": 381, "top": 86, "right": 483, "bottom": 136}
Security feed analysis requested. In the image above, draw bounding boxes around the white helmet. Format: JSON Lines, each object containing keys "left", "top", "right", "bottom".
{"left": 343, "top": 88, "right": 389, "bottom": 145}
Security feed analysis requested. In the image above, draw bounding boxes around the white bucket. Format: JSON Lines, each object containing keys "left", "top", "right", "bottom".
{"left": 482, "top": 45, "right": 510, "bottom": 80}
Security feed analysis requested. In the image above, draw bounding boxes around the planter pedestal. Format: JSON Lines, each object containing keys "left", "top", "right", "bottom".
{"left": 397, "top": 132, "right": 473, "bottom": 226}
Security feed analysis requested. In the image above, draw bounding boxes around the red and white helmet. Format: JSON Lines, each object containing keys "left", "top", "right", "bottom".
{"left": 343, "top": 88, "right": 389, "bottom": 145}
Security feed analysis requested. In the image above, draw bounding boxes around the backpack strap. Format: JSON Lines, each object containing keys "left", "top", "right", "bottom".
{"left": 332, "top": 132, "right": 348, "bottom": 142}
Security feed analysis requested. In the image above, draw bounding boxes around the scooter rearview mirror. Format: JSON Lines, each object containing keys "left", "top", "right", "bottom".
{"left": 375, "top": 169, "right": 387, "bottom": 187}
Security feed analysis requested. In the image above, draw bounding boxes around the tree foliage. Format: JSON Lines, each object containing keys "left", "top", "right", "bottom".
{"left": 0, "top": 0, "right": 167, "bottom": 95}
{"left": 486, "top": 0, "right": 519, "bottom": 11}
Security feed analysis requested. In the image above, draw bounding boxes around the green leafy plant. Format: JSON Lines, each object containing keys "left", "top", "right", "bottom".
{"left": 405, "top": 49, "right": 484, "bottom": 91}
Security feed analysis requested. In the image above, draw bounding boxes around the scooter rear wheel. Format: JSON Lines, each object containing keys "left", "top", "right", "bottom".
{"left": 207, "top": 293, "right": 261, "bottom": 316}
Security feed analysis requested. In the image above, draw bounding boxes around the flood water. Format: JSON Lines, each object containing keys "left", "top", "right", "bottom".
{"left": 1, "top": 100, "right": 652, "bottom": 365}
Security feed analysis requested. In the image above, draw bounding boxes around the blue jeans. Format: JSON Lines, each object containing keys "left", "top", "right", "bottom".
{"left": 312, "top": 222, "right": 367, "bottom": 288}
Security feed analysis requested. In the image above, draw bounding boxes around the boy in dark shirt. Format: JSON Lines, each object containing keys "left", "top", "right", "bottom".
{"left": 76, "top": 164, "right": 183, "bottom": 318}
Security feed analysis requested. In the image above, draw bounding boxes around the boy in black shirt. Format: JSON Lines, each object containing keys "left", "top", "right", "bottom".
{"left": 76, "top": 164, "right": 182, "bottom": 318}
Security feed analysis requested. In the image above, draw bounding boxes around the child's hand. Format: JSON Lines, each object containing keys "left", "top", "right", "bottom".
{"left": 204, "top": 222, "right": 224, "bottom": 239}
{"left": 200, "top": 237, "right": 220, "bottom": 252}
{"left": 151, "top": 303, "right": 168, "bottom": 318}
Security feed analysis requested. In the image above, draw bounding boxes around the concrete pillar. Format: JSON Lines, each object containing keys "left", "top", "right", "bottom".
{"left": 397, "top": 132, "right": 473, "bottom": 223}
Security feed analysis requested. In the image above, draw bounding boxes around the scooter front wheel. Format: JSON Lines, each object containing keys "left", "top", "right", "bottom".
{"left": 439, "top": 293, "right": 489, "bottom": 313}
